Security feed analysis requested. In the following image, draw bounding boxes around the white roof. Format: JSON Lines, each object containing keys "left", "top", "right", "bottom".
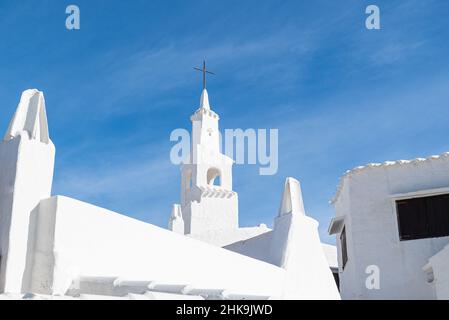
{"left": 331, "top": 152, "right": 449, "bottom": 204}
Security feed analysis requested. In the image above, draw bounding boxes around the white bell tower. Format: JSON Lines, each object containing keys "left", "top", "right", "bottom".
{"left": 169, "top": 62, "right": 239, "bottom": 243}
{"left": 169, "top": 61, "right": 239, "bottom": 238}
{"left": 179, "top": 87, "right": 238, "bottom": 236}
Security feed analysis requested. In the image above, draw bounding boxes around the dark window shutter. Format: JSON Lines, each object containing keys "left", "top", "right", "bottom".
{"left": 340, "top": 227, "right": 348, "bottom": 269}
{"left": 397, "top": 193, "right": 449, "bottom": 241}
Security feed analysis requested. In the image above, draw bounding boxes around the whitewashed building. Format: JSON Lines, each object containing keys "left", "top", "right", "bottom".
{"left": 0, "top": 88, "right": 339, "bottom": 300}
{"left": 329, "top": 155, "right": 449, "bottom": 299}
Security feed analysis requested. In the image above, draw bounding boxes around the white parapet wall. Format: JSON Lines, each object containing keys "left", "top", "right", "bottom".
{"left": 0, "top": 89, "right": 55, "bottom": 294}
{"left": 0, "top": 133, "right": 54, "bottom": 293}
{"left": 426, "top": 243, "right": 449, "bottom": 300}
{"left": 27, "top": 196, "right": 288, "bottom": 297}
{"left": 226, "top": 178, "right": 341, "bottom": 300}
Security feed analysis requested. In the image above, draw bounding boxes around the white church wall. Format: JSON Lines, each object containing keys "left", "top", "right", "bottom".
{"left": 0, "top": 89, "right": 55, "bottom": 294}
{"left": 0, "top": 134, "right": 55, "bottom": 294}
{"left": 224, "top": 231, "right": 273, "bottom": 262}
{"left": 189, "top": 225, "right": 270, "bottom": 247}
{"left": 225, "top": 233, "right": 339, "bottom": 271}
{"left": 426, "top": 243, "right": 449, "bottom": 300}
{"left": 184, "top": 194, "right": 239, "bottom": 236}
{"left": 226, "top": 178, "right": 341, "bottom": 300}
{"left": 333, "top": 154, "right": 449, "bottom": 299}
{"left": 29, "top": 196, "right": 287, "bottom": 297}
{"left": 273, "top": 212, "right": 340, "bottom": 300}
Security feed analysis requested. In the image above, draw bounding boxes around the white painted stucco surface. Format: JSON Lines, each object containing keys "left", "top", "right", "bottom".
{"left": 0, "top": 89, "right": 55, "bottom": 294}
{"left": 0, "top": 88, "right": 341, "bottom": 300}
{"left": 332, "top": 154, "right": 449, "bottom": 299}
{"left": 426, "top": 243, "right": 449, "bottom": 299}
{"left": 29, "top": 196, "right": 287, "bottom": 297}
{"left": 180, "top": 91, "right": 239, "bottom": 237}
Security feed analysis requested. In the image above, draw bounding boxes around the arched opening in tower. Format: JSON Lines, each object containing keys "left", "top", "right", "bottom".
{"left": 207, "top": 167, "right": 221, "bottom": 186}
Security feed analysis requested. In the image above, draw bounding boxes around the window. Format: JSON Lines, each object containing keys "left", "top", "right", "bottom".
{"left": 340, "top": 227, "right": 348, "bottom": 270}
{"left": 396, "top": 193, "right": 449, "bottom": 241}
{"left": 207, "top": 168, "right": 221, "bottom": 186}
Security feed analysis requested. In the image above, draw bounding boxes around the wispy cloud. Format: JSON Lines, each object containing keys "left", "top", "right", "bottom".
{"left": 53, "top": 139, "right": 178, "bottom": 226}
{"left": 91, "top": 30, "right": 318, "bottom": 116}
{"left": 3, "top": 0, "right": 449, "bottom": 244}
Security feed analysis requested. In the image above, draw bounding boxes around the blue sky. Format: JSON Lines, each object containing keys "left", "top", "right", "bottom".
{"left": 1, "top": 0, "right": 449, "bottom": 243}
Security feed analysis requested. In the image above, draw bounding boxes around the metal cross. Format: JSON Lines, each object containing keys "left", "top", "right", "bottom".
{"left": 194, "top": 60, "right": 215, "bottom": 90}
